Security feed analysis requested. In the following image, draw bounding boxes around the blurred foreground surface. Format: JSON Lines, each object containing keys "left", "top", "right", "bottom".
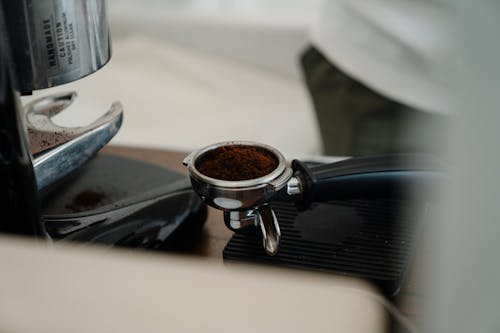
{"left": 0, "top": 235, "right": 385, "bottom": 333}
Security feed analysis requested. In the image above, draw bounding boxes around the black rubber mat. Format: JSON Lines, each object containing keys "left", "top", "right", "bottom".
{"left": 223, "top": 199, "right": 423, "bottom": 297}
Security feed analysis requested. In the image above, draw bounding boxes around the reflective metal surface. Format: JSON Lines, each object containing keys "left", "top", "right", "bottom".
{"left": 224, "top": 210, "right": 257, "bottom": 231}
{"left": 184, "top": 141, "right": 291, "bottom": 255}
{"left": 26, "top": 91, "right": 123, "bottom": 189}
{"left": 183, "top": 141, "right": 292, "bottom": 211}
{"left": 223, "top": 206, "right": 281, "bottom": 255}
{"left": 2, "top": 0, "right": 111, "bottom": 93}
{"left": 255, "top": 204, "right": 281, "bottom": 255}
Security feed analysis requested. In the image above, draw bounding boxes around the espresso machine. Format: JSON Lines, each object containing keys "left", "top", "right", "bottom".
{"left": 0, "top": 0, "right": 205, "bottom": 247}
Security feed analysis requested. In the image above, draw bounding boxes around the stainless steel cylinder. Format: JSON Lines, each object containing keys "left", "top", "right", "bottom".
{"left": 2, "top": 0, "right": 111, "bottom": 93}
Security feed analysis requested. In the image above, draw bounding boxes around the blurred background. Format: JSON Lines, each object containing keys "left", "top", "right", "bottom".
{"left": 23, "top": 0, "right": 325, "bottom": 158}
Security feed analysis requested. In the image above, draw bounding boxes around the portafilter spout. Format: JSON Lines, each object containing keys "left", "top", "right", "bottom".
{"left": 223, "top": 205, "right": 280, "bottom": 255}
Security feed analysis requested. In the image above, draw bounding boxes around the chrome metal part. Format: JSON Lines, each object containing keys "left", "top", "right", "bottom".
{"left": 25, "top": 91, "right": 122, "bottom": 155}
{"left": 256, "top": 204, "right": 281, "bottom": 255}
{"left": 286, "top": 176, "right": 302, "bottom": 196}
{"left": 25, "top": 91, "right": 123, "bottom": 190}
{"left": 224, "top": 210, "right": 258, "bottom": 231}
{"left": 3, "top": 0, "right": 111, "bottom": 93}
{"left": 185, "top": 141, "right": 288, "bottom": 189}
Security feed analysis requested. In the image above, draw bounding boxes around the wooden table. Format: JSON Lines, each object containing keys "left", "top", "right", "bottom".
{"left": 101, "top": 145, "right": 420, "bottom": 325}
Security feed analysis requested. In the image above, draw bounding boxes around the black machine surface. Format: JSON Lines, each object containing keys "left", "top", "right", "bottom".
{"left": 42, "top": 154, "right": 206, "bottom": 249}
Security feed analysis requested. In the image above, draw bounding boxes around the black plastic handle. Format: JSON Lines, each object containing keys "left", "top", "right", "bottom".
{"left": 292, "top": 154, "right": 444, "bottom": 210}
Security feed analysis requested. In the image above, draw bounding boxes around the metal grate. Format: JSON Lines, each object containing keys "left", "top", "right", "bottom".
{"left": 223, "top": 199, "right": 423, "bottom": 297}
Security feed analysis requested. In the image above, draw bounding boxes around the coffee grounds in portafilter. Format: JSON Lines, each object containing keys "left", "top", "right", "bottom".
{"left": 196, "top": 145, "right": 278, "bottom": 181}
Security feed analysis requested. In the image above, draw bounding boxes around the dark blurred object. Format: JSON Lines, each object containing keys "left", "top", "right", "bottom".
{"left": 301, "top": 46, "right": 449, "bottom": 156}
{"left": 0, "top": 45, "right": 46, "bottom": 237}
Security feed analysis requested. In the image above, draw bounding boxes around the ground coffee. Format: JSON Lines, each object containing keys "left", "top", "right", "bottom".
{"left": 196, "top": 145, "right": 278, "bottom": 181}
{"left": 65, "top": 189, "right": 107, "bottom": 212}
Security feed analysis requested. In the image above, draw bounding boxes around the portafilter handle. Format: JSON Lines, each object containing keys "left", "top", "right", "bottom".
{"left": 185, "top": 142, "right": 444, "bottom": 256}
{"left": 286, "top": 153, "right": 445, "bottom": 210}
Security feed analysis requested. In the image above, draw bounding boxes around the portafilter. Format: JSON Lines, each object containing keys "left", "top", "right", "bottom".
{"left": 183, "top": 141, "right": 443, "bottom": 255}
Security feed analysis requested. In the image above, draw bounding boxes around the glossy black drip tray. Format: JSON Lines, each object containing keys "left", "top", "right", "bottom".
{"left": 223, "top": 199, "right": 423, "bottom": 297}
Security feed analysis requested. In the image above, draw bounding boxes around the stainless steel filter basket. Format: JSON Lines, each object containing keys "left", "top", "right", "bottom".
{"left": 183, "top": 141, "right": 293, "bottom": 255}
